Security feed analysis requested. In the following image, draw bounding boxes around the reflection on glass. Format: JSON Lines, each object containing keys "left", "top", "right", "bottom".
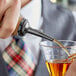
{"left": 40, "top": 40, "right": 76, "bottom": 76}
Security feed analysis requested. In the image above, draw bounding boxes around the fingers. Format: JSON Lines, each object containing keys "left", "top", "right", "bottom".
{"left": 0, "top": 0, "right": 7, "bottom": 21}
{"left": 65, "top": 61, "right": 76, "bottom": 76}
{"left": 0, "top": 0, "right": 21, "bottom": 38}
{"left": 21, "top": 0, "right": 32, "bottom": 8}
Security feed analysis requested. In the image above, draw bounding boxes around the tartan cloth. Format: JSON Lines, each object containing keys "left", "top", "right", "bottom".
{"left": 2, "top": 37, "right": 36, "bottom": 76}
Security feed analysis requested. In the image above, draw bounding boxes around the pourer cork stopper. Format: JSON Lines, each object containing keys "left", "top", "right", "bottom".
{"left": 12, "top": 16, "right": 23, "bottom": 35}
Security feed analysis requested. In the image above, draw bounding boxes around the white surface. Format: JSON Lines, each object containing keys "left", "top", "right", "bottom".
{"left": 21, "top": 0, "right": 42, "bottom": 29}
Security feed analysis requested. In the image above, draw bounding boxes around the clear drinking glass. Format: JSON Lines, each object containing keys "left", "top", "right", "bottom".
{"left": 40, "top": 40, "right": 76, "bottom": 76}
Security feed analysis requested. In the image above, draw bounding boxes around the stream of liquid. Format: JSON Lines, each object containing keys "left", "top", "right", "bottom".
{"left": 53, "top": 39, "right": 70, "bottom": 56}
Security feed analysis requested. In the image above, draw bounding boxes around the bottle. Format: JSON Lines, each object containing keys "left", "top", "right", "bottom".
{"left": 12, "top": 16, "right": 54, "bottom": 41}
{"left": 12, "top": 16, "right": 23, "bottom": 36}
{"left": 12, "top": 16, "right": 70, "bottom": 56}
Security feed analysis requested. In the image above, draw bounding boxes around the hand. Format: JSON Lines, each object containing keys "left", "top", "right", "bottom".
{"left": 65, "top": 60, "right": 76, "bottom": 76}
{"left": 21, "top": 0, "right": 32, "bottom": 8}
{"left": 0, "top": 0, "right": 21, "bottom": 38}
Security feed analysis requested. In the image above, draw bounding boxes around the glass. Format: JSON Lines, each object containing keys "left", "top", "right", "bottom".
{"left": 40, "top": 40, "right": 76, "bottom": 76}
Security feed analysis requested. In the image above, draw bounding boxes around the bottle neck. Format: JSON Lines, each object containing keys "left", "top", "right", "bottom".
{"left": 12, "top": 16, "right": 54, "bottom": 41}
{"left": 12, "top": 16, "right": 23, "bottom": 36}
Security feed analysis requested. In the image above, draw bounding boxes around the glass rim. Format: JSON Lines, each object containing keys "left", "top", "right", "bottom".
{"left": 40, "top": 40, "right": 76, "bottom": 49}
{"left": 46, "top": 59, "right": 73, "bottom": 63}
{"left": 46, "top": 53, "right": 76, "bottom": 63}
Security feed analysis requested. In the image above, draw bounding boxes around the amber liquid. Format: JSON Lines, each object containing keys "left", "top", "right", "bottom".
{"left": 46, "top": 61, "right": 71, "bottom": 76}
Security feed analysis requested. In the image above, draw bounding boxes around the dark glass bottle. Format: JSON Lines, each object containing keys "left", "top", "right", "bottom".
{"left": 13, "top": 16, "right": 54, "bottom": 41}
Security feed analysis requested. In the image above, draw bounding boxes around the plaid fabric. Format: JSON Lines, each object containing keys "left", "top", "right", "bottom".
{"left": 2, "top": 37, "right": 35, "bottom": 76}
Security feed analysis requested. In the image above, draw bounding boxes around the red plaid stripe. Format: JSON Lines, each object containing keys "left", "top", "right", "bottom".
{"left": 2, "top": 37, "right": 35, "bottom": 76}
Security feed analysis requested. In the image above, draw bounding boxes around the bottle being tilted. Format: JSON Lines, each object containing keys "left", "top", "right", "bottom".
{"left": 13, "top": 16, "right": 70, "bottom": 56}
{"left": 13, "top": 16, "right": 54, "bottom": 41}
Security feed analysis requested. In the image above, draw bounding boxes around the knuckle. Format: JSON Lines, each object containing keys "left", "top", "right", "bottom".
{"left": 3, "top": 0, "right": 8, "bottom": 4}
{"left": 2, "top": 0, "right": 8, "bottom": 6}
{"left": 13, "top": 0, "right": 21, "bottom": 6}
{"left": 0, "top": 0, "right": 8, "bottom": 7}
{"left": 4, "top": 26, "right": 15, "bottom": 33}
{"left": 0, "top": 35, "right": 8, "bottom": 39}
{"left": 0, "top": 0, "right": 3, "bottom": 6}
{"left": 0, "top": 26, "right": 14, "bottom": 39}
{"left": 0, "top": 0, "right": 2, "bottom": 3}
{"left": 0, "top": 32, "right": 9, "bottom": 39}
